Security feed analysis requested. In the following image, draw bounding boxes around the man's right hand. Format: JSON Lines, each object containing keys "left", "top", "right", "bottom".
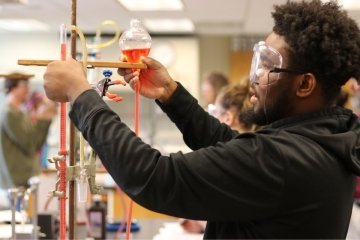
{"left": 118, "top": 57, "right": 178, "bottom": 103}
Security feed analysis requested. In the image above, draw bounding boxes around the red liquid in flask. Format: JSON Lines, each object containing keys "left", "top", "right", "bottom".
{"left": 122, "top": 48, "right": 150, "bottom": 63}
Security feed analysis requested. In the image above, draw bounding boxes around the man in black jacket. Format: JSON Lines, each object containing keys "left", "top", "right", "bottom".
{"left": 43, "top": 0, "right": 360, "bottom": 239}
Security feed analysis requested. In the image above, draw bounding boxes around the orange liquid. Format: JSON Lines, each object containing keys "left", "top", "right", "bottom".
{"left": 60, "top": 43, "right": 66, "bottom": 61}
{"left": 122, "top": 48, "right": 150, "bottom": 63}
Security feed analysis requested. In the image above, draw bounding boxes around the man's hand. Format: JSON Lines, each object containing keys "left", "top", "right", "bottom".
{"left": 118, "top": 57, "right": 177, "bottom": 103}
{"left": 43, "top": 57, "right": 91, "bottom": 103}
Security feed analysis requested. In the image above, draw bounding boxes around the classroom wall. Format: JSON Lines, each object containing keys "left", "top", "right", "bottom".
{"left": 198, "top": 35, "right": 254, "bottom": 86}
{"left": 198, "top": 35, "right": 231, "bottom": 81}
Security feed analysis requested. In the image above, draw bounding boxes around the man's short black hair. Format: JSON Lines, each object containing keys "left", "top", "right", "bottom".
{"left": 272, "top": 0, "right": 360, "bottom": 101}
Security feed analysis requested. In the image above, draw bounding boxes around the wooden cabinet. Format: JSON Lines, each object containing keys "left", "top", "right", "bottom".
{"left": 229, "top": 50, "right": 252, "bottom": 85}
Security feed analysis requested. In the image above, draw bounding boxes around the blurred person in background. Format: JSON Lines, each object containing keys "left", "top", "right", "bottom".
{"left": 200, "top": 71, "right": 229, "bottom": 108}
{"left": 337, "top": 78, "right": 360, "bottom": 239}
{"left": 25, "top": 90, "right": 55, "bottom": 168}
{"left": 209, "top": 81, "right": 257, "bottom": 133}
{"left": 0, "top": 73, "right": 57, "bottom": 190}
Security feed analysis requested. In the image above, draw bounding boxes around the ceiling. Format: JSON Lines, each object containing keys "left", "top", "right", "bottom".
{"left": 0, "top": 0, "right": 360, "bottom": 36}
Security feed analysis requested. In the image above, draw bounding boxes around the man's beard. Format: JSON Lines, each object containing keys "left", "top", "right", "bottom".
{"left": 240, "top": 88, "right": 292, "bottom": 126}
{"left": 240, "top": 107, "right": 268, "bottom": 126}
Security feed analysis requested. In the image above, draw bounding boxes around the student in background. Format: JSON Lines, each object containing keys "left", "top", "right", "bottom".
{"left": 25, "top": 90, "right": 55, "bottom": 168}
{"left": 0, "top": 73, "right": 57, "bottom": 189}
{"left": 209, "top": 81, "right": 257, "bottom": 133}
{"left": 337, "top": 79, "right": 360, "bottom": 239}
{"left": 200, "top": 71, "right": 229, "bottom": 107}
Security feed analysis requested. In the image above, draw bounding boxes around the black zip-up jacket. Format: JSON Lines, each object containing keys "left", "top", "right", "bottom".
{"left": 69, "top": 83, "right": 360, "bottom": 239}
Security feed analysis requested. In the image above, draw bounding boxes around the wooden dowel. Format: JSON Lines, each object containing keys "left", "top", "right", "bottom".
{"left": 18, "top": 59, "right": 147, "bottom": 69}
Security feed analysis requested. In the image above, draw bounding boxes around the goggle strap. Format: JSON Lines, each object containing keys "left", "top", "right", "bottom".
{"left": 271, "top": 67, "right": 305, "bottom": 74}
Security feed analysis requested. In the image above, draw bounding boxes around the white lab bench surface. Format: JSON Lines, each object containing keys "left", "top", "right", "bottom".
{"left": 0, "top": 224, "right": 33, "bottom": 239}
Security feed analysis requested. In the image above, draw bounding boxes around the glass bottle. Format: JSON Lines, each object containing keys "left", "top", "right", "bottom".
{"left": 88, "top": 194, "right": 107, "bottom": 240}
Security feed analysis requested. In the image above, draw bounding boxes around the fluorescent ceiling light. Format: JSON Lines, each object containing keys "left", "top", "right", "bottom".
{"left": 0, "top": 0, "right": 28, "bottom": 4}
{"left": 144, "top": 19, "right": 194, "bottom": 33}
{"left": 340, "top": 0, "right": 360, "bottom": 10}
{"left": 0, "top": 19, "right": 49, "bottom": 32}
{"left": 117, "top": 0, "right": 183, "bottom": 11}
{"left": 322, "top": 0, "right": 360, "bottom": 10}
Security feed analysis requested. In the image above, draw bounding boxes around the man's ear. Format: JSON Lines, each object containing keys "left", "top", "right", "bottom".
{"left": 296, "top": 73, "right": 317, "bottom": 98}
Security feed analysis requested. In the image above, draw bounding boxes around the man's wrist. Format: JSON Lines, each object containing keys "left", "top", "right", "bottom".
{"left": 158, "top": 81, "right": 178, "bottom": 104}
{"left": 69, "top": 82, "right": 91, "bottom": 104}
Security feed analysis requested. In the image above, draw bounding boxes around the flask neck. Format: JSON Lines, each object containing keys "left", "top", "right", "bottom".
{"left": 130, "top": 19, "right": 141, "bottom": 29}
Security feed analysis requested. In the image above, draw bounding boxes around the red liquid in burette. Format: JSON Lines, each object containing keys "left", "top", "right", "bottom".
{"left": 122, "top": 48, "right": 150, "bottom": 63}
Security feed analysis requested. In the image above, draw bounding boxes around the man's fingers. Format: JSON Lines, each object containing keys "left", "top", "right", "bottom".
{"left": 117, "top": 68, "right": 133, "bottom": 77}
{"left": 122, "top": 71, "right": 140, "bottom": 84}
{"left": 128, "top": 77, "right": 139, "bottom": 89}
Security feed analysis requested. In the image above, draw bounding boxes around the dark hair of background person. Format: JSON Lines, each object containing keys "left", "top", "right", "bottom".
{"left": 272, "top": 0, "right": 360, "bottom": 101}
{"left": 2, "top": 73, "right": 34, "bottom": 94}
{"left": 203, "top": 71, "right": 229, "bottom": 98}
{"left": 216, "top": 80, "right": 256, "bottom": 131}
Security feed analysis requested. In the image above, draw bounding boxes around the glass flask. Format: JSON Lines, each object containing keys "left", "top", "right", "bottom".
{"left": 119, "top": 19, "right": 152, "bottom": 63}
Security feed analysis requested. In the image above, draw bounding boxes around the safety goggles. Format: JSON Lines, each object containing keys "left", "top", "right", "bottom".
{"left": 249, "top": 41, "right": 304, "bottom": 85}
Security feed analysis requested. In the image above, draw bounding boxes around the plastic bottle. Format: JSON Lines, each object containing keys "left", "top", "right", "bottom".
{"left": 119, "top": 18, "right": 152, "bottom": 63}
{"left": 88, "top": 194, "right": 106, "bottom": 240}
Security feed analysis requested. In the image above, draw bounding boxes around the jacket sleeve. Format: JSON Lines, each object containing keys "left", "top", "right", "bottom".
{"left": 2, "top": 108, "right": 51, "bottom": 155}
{"left": 69, "top": 89, "right": 285, "bottom": 221}
{"left": 156, "top": 83, "right": 238, "bottom": 150}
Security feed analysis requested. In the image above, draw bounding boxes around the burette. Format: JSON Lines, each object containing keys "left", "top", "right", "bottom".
{"left": 58, "top": 23, "right": 68, "bottom": 240}
{"left": 58, "top": 23, "right": 89, "bottom": 240}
